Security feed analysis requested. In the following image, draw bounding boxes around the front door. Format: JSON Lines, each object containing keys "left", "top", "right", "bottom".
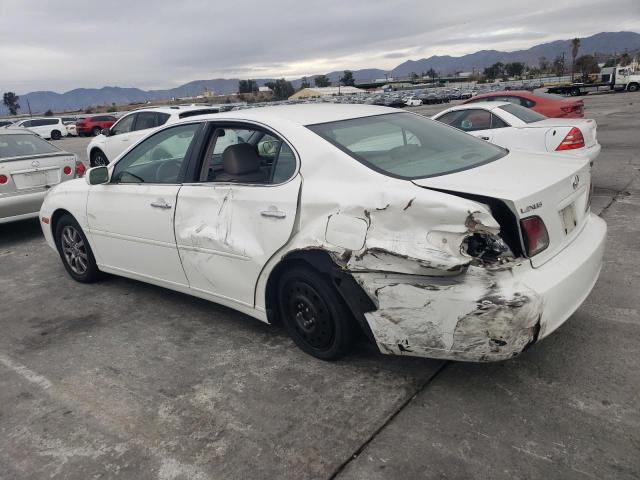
{"left": 175, "top": 125, "right": 301, "bottom": 307}
{"left": 87, "top": 122, "right": 203, "bottom": 286}
{"left": 104, "top": 113, "right": 137, "bottom": 161}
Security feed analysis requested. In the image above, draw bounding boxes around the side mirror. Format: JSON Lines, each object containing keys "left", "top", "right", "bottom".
{"left": 101, "top": 128, "right": 111, "bottom": 136}
{"left": 86, "top": 166, "right": 109, "bottom": 185}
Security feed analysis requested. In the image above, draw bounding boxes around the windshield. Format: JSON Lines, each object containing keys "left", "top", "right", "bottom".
{"left": 499, "top": 103, "right": 547, "bottom": 123}
{"left": 0, "top": 133, "right": 61, "bottom": 159}
{"left": 308, "top": 112, "right": 506, "bottom": 179}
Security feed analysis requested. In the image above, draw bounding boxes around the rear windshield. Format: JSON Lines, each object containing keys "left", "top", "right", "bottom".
{"left": 308, "top": 112, "right": 506, "bottom": 179}
{"left": 499, "top": 103, "right": 547, "bottom": 123}
{"left": 0, "top": 133, "right": 61, "bottom": 159}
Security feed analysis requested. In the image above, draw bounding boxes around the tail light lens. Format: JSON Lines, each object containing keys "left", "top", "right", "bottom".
{"left": 75, "top": 160, "right": 86, "bottom": 178}
{"left": 520, "top": 216, "right": 549, "bottom": 257}
{"left": 0, "top": 174, "right": 7, "bottom": 184}
{"left": 63, "top": 166, "right": 72, "bottom": 175}
{"left": 556, "top": 127, "right": 585, "bottom": 150}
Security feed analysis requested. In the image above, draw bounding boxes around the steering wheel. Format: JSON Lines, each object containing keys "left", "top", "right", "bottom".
{"left": 156, "top": 159, "right": 181, "bottom": 182}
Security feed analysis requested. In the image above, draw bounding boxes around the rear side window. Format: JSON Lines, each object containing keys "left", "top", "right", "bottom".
{"left": 0, "top": 134, "right": 61, "bottom": 158}
{"left": 309, "top": 112, "right": 505, "bottom": 179}
{"left": 499, "top": 104, "right": 546, "bottom": 123}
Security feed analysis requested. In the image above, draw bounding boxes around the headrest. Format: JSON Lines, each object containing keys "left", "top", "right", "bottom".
{"left": 222, "top": 143, "right": 260, "bottom": 175}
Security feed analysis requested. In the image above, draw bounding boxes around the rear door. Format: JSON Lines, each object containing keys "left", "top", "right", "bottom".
{"left": 175, "top": 123, "right": 301, "bottom": 307}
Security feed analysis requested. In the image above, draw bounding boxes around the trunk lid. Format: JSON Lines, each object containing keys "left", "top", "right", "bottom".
{"left": 412, "top": 150, "right": 592, "bottom": 267}
{"left": 0, "top": 152, "right": 76, "bottom": 194}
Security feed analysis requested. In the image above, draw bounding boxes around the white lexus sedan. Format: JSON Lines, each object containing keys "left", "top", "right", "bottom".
{"left": 39, "top": 104, "right": 606, "bottom": 362}
{"left": 433, "top": 102, "right": 601, "bottom": 163}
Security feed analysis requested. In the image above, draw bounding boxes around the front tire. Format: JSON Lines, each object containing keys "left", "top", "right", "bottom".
{"left": 55, "top": 214, "right": 102, "bottom": 283}
{"left": 90, "top": 149, "right": 109, "bottom": 167}
{"left": 92, "top": 126, "right": 102, "bottom": 136}
{"left": 277, "top": 265, "right": 354, "bottom": 360}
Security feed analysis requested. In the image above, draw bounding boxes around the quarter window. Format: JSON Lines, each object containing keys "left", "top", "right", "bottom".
{"left": 437, "top": 109, "right": 492, "bottom": 132}
{"left": 111, "top": 123, "right": 200, "bottom": 184}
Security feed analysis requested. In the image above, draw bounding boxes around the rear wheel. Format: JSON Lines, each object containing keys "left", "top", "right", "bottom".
{"left": 90, "top": 149, "right": 109, "bottom": 167}
{"left": 277, "top": 265, "right": 354, "bottom": 360}
{"left": 92, "top": 126, "right": 102, "bottom": 136}
{"left": 54, "top": 214, "right": 102, "bottom": 283}
{"left": 570, "top": 87, "right": 581, "bottom": 96}
{"left": 51, "top": 130, "right": 61, "bottom": 140}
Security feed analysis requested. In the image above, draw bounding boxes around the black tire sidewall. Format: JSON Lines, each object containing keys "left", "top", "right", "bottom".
{"left": 92, "top": 127, "right": 101, "bottom": 136}
{"left": 54, "top": 214, "right": 102, "bottom": 283}
{"left": 51, "top": 130, "right": 61, "bottom": 140}
{"left": 90, "top": 150, "right": 108, "bottom": 167}
{"left": 277, "top": 266, "right": 354, "bottom": 360}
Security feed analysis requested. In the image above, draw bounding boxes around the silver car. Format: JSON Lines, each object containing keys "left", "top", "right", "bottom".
{"left": 0, "top": 128, "right": 80, "bottom": 224}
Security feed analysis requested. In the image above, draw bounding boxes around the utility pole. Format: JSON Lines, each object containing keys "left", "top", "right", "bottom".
{"left": 27, "top": 98, "right": 32, "bottom": 117}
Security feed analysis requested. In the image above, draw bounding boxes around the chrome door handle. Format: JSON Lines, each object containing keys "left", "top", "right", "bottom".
{"left": 260, "top": 209, "right": 286, "bottom": 219}
{"left": 150, "top": 201, "right": 172, "bottom": 209}
{"left": 480, "top": 136, "right": 490, "bottom": 140}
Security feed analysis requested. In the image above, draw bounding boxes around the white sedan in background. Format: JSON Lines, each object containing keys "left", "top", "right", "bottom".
{"left": 40, "top": 105, "right": 605, "bottom": 362}
{"left": 433, "top": 102, "right": 601, "bottom": 163}
{"left": 13, "top": 117, "right": 69, "bottom": 140}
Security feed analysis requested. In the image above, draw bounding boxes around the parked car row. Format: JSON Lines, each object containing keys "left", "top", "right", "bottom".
{"left": 36, "top": 104, "right": 606, "bottom": 363}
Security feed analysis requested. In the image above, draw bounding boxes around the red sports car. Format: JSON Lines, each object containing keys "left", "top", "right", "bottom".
{"left": 76, "top": 115, "right": 117, "bottom": 137}
{"left": 462, "top": 90, "right": 584, "bottom": 118}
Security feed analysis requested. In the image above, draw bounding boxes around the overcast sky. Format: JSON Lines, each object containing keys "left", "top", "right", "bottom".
{"left": 1, "top": 0, "right": 639, "bottom": 94}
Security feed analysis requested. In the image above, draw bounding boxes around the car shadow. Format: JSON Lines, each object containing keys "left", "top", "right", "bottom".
{"left": 0, "top": 218, "right": 43, "bottom": 248}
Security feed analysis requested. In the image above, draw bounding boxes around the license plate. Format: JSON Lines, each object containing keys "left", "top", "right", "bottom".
{"left": 12, "top": 170, "right": 57, "bottom": 190}
{"left": 560, "top": 203, "right": 577, "bottom": 235}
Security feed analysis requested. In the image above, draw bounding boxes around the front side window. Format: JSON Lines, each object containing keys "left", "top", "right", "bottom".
{"left": 111, "top": 123, "right": 200, "bottom": 184}
{"left": 436, "top": 109, "right": 492, "bottom": 132}
{"left": 309, "top": 112, "right": 505, "bottom": 179}
{"left": 110, "top": 114, "right": 135, "bottom": 135}
{"left": 499, "top": 103, "right": 546, "bottom": 123}
{"left": 0, "top": 134, "right": 60, "bottom": 158}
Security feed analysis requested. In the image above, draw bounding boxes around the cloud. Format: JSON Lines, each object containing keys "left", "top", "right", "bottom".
{"left": 0, "top": 0, "right": 638, "bottom": 93}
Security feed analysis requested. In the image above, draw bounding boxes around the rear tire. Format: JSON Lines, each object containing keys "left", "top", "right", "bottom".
{"left": 51, "top": 130, "right": 61, "bottom": 140}
{"left": 570, "top": 87, "right": 581, "bottom": 96}
{"left": 90, "top": 149, "right": 109, "bottom": 167}
{"left": 92, "top": 126, "right": 102, "bottom": 136}
{"left": 277, "top": 265, "right": 355, "bottom": 360}
{"left": 54, "top": 214, "right": 102, "bottom": 283}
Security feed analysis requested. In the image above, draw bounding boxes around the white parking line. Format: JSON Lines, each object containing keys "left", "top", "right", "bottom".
{"left": 0, "top": 353, "right": 53, "bottom": 390}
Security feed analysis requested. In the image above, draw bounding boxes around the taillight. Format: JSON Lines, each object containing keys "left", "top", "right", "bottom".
{"left": 520, "top": 216, "right": 549, "bottom": 257}
{"left": 75, "top": 160, "right": 86, "bottom": 178}
{"left": 556, "top": 127, "right": 585, "bottom": 151}
{"left": 0, "top": 174, "right": 7, "bottom": 184}
{"left": 63, "top": 166, "right": 72, "bottom": 175}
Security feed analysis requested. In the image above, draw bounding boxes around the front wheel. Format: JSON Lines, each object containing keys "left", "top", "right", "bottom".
{"left": 55, "top": 214, "right": 102, "bottom": 283}
{"left": 90, "top": 149, "right": 109, "bottom": 167}
{"left": 277, "top": 265, "right": 354, "bottom": 360}
{"left": 92, "top": 126, "right": 102, "bottom": 136}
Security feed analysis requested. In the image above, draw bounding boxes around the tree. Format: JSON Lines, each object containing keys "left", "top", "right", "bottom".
{"left": 619, "top": 52, "right": 632, "bottom": 67}
{"left": 552, "top": 55, "right": 565, "bottom": 76}
{"left": 340, "top": 70, "right": 355, "bottom": 86}
{"left": 300, "top": 76, "right": 311, "bottom": 89}
{"left": 84, "top": 107, "right": 94, "bottom": 114}
{"left": 426, "top": 68, "right": 438, "bottom": 81}
{"left": 265, "top": 79, "right": 294, "bottom": 100}
{"left": 44, "top": 109, "right": 53, "bottom": 116}
{"left": 410, "top": 72, "right": 419, "bottom": 81}
{"left": 314, "top": 75, "right": 331, "bottom": 87}
{"left": 3, "top": 92, "right": 20, "bottom": 115}
{"left": 538, "top": 56, "right": 550, "bottom": 73}
{"left": 483, "top": 62, "right": 504, "bottom": 80}
{"left": 574, "top": 55, "right": 600, "bottom": 81}
{"left": 238, "top": 79, "right": 258, "bottom": 94}
{"left": 505, "top": 62, "right": 525, "bottom": 78}
{"left": 571, "top": 37, "right": 581, "bottom": 80}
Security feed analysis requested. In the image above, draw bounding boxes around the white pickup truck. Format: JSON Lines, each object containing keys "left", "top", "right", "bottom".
{"left": 547, "top": 67, "right": 640, "bottom": 96}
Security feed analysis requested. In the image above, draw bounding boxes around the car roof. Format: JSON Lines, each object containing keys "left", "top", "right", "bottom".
{"left": 129, "top": 105, "right": 221, "bottom": 115}
{"left": 177, "top": 103, "right": 400, "bottom": 126}
{"left": 447, "top": 101, "right": 512, "bottom": 111}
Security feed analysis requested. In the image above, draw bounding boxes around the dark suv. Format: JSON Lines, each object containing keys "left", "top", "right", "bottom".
{"left": 76, "top": 115, "right": 118, "bottom": 136}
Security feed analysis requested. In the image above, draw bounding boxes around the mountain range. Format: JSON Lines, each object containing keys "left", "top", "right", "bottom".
{"left": 4, "top": 31, "right": 640, "bottom": 115}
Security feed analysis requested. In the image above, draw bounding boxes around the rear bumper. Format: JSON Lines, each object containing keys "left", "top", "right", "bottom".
{"left": 0, "top": 190, "right": 47, "bottom": 224}
{"left": 354, "top": 213, "right": 606, "bottom": 361}
{"left": 560, "top": 143, "right": 601, "bottom": 163}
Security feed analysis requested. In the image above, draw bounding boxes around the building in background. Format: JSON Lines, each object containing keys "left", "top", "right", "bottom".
{"left": 288, "top": 86, "right": 364, "bottom": 100}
